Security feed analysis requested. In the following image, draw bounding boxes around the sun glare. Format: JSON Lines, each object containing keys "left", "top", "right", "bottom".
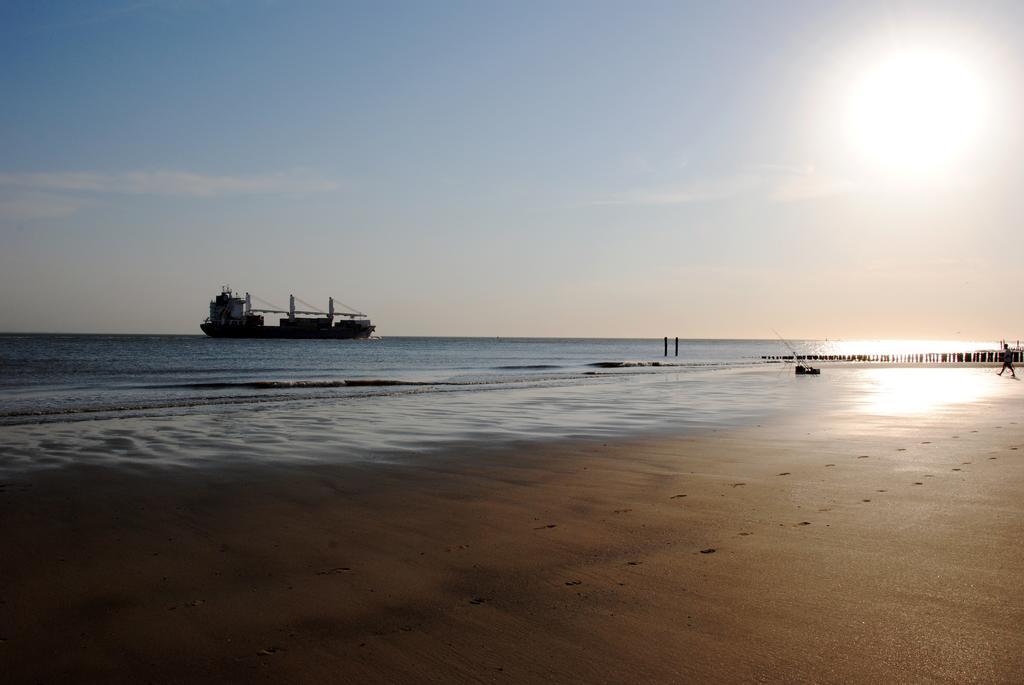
{"left": 844, "top": 48, "right": 989, "bottom": 175}
{"left": 855, "top": 367, "right": 996, "bottom": 416}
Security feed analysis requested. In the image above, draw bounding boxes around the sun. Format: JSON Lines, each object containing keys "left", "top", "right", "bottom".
{"left": 844, "top": 48, "right": 989, "bottom": 175}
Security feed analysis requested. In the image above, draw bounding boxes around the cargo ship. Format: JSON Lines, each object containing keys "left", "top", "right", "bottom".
{"left": 201, "top": 286, "right": 375, "bottom": 339}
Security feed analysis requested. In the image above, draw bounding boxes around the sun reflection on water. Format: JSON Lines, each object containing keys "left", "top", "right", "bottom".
{"left": 855, "top": 367, "right": 998, "bottom": 416}
{"left": 807, "top": 339, "right": 1002, "bottom": 358}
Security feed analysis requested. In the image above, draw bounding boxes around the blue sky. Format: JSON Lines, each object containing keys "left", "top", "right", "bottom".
{"left": 2, "top": 1, "right": 1023, "bottom": 337}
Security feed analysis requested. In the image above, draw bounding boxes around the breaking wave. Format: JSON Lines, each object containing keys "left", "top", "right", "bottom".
{"left": 589, "top": 360, "right": 731, "bottom": 369}
{"left": 492, "top": 364, "right": 563, "bottom": 370}
{"left": 146, "top": 378, "right": 492, "bottom": 390}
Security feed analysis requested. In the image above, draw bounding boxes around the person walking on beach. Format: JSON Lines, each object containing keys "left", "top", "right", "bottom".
{"left": 998, "top": 343, "right": 1016, "bottom": 378}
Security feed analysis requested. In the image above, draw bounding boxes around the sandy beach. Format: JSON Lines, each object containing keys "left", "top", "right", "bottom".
{"left": 3, "top": 374, "right": 1023, "bottom": 684}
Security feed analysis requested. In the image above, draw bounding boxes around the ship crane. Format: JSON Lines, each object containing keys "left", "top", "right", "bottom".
{"left": 246, "top": 293, "right": 366, "bottom": 320}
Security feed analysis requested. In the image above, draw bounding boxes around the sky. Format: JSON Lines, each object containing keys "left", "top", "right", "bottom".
{"left": 1, "top": 0, "right": 1023, "bottom": 338}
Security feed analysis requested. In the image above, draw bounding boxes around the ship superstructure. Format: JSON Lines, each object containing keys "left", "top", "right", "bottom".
{"left": 201, "top": 287, "right": 375, "bottom": 339}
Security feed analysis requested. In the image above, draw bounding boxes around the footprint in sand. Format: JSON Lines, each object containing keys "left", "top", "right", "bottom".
{"left": 777, "top": 472, "right": 791, "bottom": 476}
{"left": 989, "top": 457, "right": 998, "bottom": 460}
{"left": 897, "top": 448, "right": 907, "bottom": 452}
{"left": 913, "top": 482, "right": 923, "bottom": 485}
{"left": 670, "top": 494, "right": 687, "bottom": 499}
{"left": 730, "top": 483, "right": 746, "bottom": 488}
{"left": 613, "top": 509, "right": 632, "bottom": 514}
{"left": 825, "top": 464, "right": 836, "bottom": 467}
{"left": 1011, "top": 448, "right": 1018, "bottom": 451}
{"left": 534, "top": 524, "right": 557, "bottom": 530}
{"left": 738, "top": 532, "right": 752, "bottom": 536}
{"left": 857, "top": 455, "right": 870, "bottom": 459}
{"left": 565, "top": 580, "right": 582, "bottom": 586}
{"left": 627, "top": 561, "right": 642, "bottom": 566}
{"left": 952, "top": 468, "right": 962, "bottom": 471}
{"left": 921, "top": 441, "right": 931, "bottom": 445}
{"left": 952, "top": 436, "right": 960, "bottom": 439}
{"left": 316, "top": 567, "right": 352, "bottom": 575}
{"left": 700, "top": 548, "right": 716, "bottom": 554}
{"left": 796, "top": 521, "right": 812, "bottom": 526}
{"left": 862, "top": 499, "right": 871, "bottom": 503}
{"left": 469, "top": 597, "right": 488, "bottom": 605}
{"left": 257, "top": 647, "right": 281, "bottom": 656}
{"left": 877, "top": 489, "right": 888, "bottom": 493}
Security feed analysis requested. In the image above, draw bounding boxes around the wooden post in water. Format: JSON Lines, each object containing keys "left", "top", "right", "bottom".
{"left": 675, "top": 337, "right": 679, "bottom": 357}
{"left": 664, "top": 337, "right": 668, "bottom": 357}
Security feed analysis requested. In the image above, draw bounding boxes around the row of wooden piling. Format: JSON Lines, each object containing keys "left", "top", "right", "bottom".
{"left": 761, "top": 351, "right": 1020, "bottom": 363}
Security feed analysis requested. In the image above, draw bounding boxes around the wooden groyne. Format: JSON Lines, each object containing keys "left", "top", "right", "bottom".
{"left": 761, "top": 351, "right": 1021, "bottom": 364}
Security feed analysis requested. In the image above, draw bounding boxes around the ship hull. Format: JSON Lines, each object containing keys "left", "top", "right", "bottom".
{"left": 201, "top": 323, "right": 375, "bottom": 339}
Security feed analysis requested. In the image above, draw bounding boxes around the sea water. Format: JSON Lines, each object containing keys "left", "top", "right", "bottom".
{"left": 0, "top": 335, "right": 1008, "bottom": 471}
{"left": 0, "top": 335, "right": 779, "bottom": 423}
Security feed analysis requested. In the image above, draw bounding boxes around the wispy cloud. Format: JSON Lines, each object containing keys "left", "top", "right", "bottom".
{"left": 864, "top": 256, "right": 988, "bottom": 276}
{"left": 0, "top": 170, "right": 340, "bottom": 198}
{"left": 765, "top": 166, "right": 854, "bottom": 203}
{"left": 593, "top": 165, "right": 853, "bottom": 207}
{"left": 0, "top": 192, "right": 90, "bottom": 221}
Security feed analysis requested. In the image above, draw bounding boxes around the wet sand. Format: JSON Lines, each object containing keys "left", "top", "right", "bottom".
{"left": 2, "top": 403, "right": 1024, "bottom": 682}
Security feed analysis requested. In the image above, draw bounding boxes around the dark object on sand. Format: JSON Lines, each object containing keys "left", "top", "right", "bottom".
{"left": 201, "top": 286, "right": 375, "bottom": 339}
{"left": 772, "top": 328, "right": 821, "bottom": 375}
